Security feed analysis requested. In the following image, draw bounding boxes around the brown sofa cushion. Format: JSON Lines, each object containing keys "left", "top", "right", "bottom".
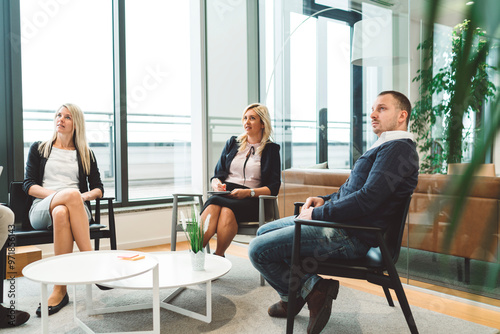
{"left": 279, "top": 169, "right": 500, "bottom": 262}
{"left": 415, "top": 174, "right": 500, "bottom": 199}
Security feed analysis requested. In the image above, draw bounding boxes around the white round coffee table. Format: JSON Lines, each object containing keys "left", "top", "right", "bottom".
{"left": 22, "top": 250, "right": 160, "bottom": 334}
{"left": 102, "top": 251, "right": 232, "bottom": 323}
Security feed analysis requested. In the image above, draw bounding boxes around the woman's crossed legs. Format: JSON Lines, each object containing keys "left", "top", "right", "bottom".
{"left": 48, "top": 189, "right": 92, "bottom": 305}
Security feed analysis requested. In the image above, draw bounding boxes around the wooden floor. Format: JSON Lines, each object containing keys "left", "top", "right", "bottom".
{"left": 132, "top": 240, "right": 500, "bottom": 330}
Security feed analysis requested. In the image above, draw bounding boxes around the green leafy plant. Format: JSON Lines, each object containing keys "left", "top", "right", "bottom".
{"left": 181, "top": 206, "right": 210, "bottom": 253}
{"left": 411, "top": 19, "right": 496, "bottom": 173}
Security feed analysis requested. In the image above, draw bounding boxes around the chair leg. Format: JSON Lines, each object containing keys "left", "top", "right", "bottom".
{"left": 382, "top": 286, "right": 394, "bottom": 307}
{"left": 286, "top": 224, "right": 302, "bottom": 334}
{"left": 385, "top": 266, "right": 418, "bottom": 334}
{"left": 260, "top": 274, "right": 265, "bottom": 286}
{"left": 107, "top": 199, "right": 117, "bottom": 250}
{"left": 171, "top": 195, "right": 179, "bottom": 251}
{"left": 94, "top": 238, "right": 100, "bottom": 251}
{"left": 377, "top": 233, "right": 418, "bottom": 334}
{"left": 392, "top": 280, "right": 418, "bottom": 334}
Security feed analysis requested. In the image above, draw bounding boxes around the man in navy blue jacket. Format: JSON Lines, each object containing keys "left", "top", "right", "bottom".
{"left": 249, "top": 91, "right": 419, "bottom": 334}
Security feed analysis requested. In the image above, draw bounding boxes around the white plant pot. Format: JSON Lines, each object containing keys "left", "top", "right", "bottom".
{"left": 190, "top": 249, "right": 206, "bottom": 271}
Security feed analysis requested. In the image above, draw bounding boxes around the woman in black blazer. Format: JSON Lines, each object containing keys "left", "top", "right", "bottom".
{"left": 201, "top": 103, "right": 281, "bottom": 257}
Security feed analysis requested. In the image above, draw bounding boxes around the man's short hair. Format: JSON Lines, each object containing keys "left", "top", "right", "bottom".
{"left": 378, "top": 90, "right": 412, "bottom": 128}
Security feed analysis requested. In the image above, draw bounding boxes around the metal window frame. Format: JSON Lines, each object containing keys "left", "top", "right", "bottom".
{"left": 0, "top": 0, "right": 23, "bottom": 203}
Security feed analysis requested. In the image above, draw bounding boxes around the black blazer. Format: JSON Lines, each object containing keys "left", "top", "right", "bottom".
{"left": 23, "top": 141, "right": 104, "bottom": 198}
{"left": 212, "top": 136, "right": 281, "bottom": 196}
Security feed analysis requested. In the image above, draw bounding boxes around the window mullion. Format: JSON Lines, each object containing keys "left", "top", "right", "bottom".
{"left": 112, "top": 0, "right": 128, "bottom": 205}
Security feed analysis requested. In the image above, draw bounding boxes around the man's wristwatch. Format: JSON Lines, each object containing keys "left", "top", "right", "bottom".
{"left": 250, "top": 189, "right": 255, "bottom": 197}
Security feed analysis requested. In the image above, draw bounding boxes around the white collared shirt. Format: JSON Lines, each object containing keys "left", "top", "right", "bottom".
{"left": 368, "top": 131, "right": 414, "bottom": 151}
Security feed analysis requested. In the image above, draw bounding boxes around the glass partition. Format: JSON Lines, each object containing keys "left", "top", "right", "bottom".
{"left": 259, "top": 0, "right": 500, "bottom": 303}
{"left": 259, "top": 0, "right": 410, "bottom": 214}
{"left": 400, "top": 0, "right": 500, "bottom": 301}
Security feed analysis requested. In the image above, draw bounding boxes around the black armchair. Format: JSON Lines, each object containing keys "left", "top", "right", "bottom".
{"left": 171, "top": 193, "right": 279, "bottom": 251}
{"left": 0, "top": 181, "right": 117, "bottom": 302}
{"left": 286, "top": 195, "right": 418, "bottom": 334}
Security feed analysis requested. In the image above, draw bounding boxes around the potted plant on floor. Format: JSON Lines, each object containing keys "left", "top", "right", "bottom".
{"left": 181, "top": 206, "right": 210, "bottom": 271}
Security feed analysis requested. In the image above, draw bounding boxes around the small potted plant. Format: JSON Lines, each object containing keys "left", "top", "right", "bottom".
{"left": 180, "top": 206, "right": 210, "bottom": 271}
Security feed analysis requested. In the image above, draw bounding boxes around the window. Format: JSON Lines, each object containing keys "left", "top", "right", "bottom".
{"left": 18, "top": 0, "right": 203, "bottom": 204}
{"left": 125, "top": 0, "right": 200, "bottom": 200}
{"left": 20, "top": 0, "right": 114, "bottom": 195}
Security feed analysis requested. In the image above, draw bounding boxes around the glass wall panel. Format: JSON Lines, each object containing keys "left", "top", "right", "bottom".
{"left": 401, "top": 0, "right": 500, "bottom": 301}
{"left": 326, "top": 20, "right": 351, "bottom": 168}
{"left": 260, "top": 0, "right": 499, "bottom": 302}
{"left": 205, "top": 0, "right": 249, "bottom": 182}
{"left": 289, "top": 12, "right": 317, "bottom": 168}
{"left": 20, "top": 0, "right": 115, "bottom": 196}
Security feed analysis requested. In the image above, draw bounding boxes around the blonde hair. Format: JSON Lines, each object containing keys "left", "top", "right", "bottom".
{"left": 38, "top": 103, "right": 92, "bottom": 174}
{"left": 237, "top": 103, "right": 273, "bottom": 155}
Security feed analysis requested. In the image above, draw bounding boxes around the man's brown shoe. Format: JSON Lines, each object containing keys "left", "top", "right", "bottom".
{"left": 268, "top": 297, "right": 306, "bottom": 318}
{"left": 0, "top": 305, "right": 30, "bottom": 328}
{"left": 305, "top": 279, "right": 339, "bottom": 334}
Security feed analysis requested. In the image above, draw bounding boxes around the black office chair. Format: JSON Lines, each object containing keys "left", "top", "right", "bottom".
{"left": 170, "top": 193, "right": 279, "bottom": 286}
{"left": 0, "top": 181, "right": 117, "bottom": 302}
{"left": 286, "top": 195, "right": 418, "bottom": 334}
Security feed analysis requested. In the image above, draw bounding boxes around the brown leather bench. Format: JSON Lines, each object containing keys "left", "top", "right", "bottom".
{"left": 278, "top": 169, "right": 500, "bottom": 268}
{"left": 407, "top": 174, "right": 499, "bottom": 263}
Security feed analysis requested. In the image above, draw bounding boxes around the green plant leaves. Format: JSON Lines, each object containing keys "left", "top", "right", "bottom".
{"left": 411, "top": 16, "right": 496, "bottom": 173}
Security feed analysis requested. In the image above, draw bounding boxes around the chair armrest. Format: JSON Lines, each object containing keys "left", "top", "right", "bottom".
{"left": 258, "top": 195, "right": 277, "bottom": 200}
{"left": 95, "top": 197, "right": 114, "bottom": 208}
{"left": 172, "top": 193, "right": 203, "bottom": 198}
{"left": 93, "top": 197, "right": 117, "bottom": 249}
{"left": 258, "top": 195, "right": 280, "bottom": 226}
{"left": 94, "top": 197, "right": 114, "bottom": 211}
{"left": 294, "top": 218, "right": 382, "bottom": 233}
{"left": 93, "top": 197, "right": 115, "bottom": 221}
{"left": 293, "top": 202, "right": 305, "bottom": 216}
{"left": 98, "top": 197, "right": 115, "bottom": 201}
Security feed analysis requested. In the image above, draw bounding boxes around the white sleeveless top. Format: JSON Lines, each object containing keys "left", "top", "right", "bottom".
{"left": 42, "top": 147, "right": 79, "bottom": 191}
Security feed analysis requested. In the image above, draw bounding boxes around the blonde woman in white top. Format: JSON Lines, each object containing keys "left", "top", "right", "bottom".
{"left": 23, "top": 104, "right": 104, "bottom": 316}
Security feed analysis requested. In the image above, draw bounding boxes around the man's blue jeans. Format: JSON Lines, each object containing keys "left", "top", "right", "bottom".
{"left": 249, "top": 216, "right": 370, "bottom": 302}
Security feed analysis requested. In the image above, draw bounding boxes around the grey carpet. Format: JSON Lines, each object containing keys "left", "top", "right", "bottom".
{"left": 5, "top": 254, "right": 499, "bottom": 334}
